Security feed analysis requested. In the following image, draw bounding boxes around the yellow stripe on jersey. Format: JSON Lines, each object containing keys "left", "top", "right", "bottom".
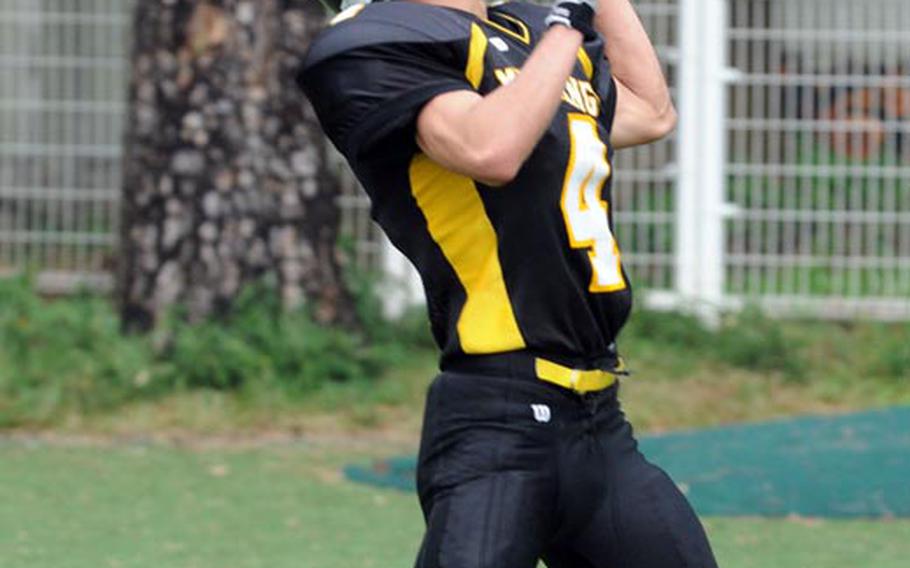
{"left": 576, "top": 47, "right": 594, "bottom": 80}
{"left": 330, "top": 3, "right": 365, "bottom": 26}
{"left": 465, "top": 23, "right": 489, "bottom": 89}
{"left": 409, "top": 154, "right": 526, "bottom": 354}
{"left": 483, "top": 13, "right": 531, "bottom": 44}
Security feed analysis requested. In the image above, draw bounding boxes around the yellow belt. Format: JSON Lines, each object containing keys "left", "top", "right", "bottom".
{"left": 534, "top": 357, "right": 627, "bottom": 394}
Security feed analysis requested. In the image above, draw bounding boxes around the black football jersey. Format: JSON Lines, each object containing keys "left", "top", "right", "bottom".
{"left": 300, "top": 1, "right": 632, "bottom": 365}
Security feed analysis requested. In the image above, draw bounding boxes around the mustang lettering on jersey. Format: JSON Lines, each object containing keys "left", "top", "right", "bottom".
{"left": 494, "top": 67, "right": 601, "bottom": 117}
{"left": 300, "top": 1, "right": 631, "bottom": 367}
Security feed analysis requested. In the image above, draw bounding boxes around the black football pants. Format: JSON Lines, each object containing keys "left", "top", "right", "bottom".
{"left": 414, "top": 371, "right": 718, "bottom": 568}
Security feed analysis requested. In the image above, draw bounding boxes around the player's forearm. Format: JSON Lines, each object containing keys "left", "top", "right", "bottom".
{"left": 596, "top": 0, "right": 676, "bottom": 145}
{"left": 462, "top": 26, "right": 583, "bottom": 182}
{"left": 417, "top": 26, "right": 582, "bottom": 186}
{"left": 596, "top": 0, "right": 671, "bottom": 113}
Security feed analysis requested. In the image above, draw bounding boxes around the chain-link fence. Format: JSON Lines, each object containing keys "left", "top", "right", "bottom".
{"left": 1, "top": 0, "right": 908, "bottom": 318}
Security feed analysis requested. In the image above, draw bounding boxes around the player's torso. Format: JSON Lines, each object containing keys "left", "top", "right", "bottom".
{"left": 458, "top": 5, "right": 631, "bottom": 357}
{"left": 317, "top": 2, "right": 632, "bottom": 363}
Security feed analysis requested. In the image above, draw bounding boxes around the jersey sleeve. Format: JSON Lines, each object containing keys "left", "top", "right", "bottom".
{"left": 300, "top": 42, "right": 473, "bottom": 163}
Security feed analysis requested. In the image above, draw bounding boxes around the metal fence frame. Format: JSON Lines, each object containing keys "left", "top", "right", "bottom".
{"left": 0, "top": 0, "right": 128, "bottom": 293}
{"left": 710, "top": 0, "right": 910, "bottom": 321}
{"left": 1, "top": 0, "right": 908, "bottom": 319}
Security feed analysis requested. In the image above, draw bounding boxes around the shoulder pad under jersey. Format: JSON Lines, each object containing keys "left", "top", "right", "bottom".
{"left": 489, "top": 1, "right": 549, "bottom": 39}
{"left": 303, "top": 2, "right": 473, "bottom": 70}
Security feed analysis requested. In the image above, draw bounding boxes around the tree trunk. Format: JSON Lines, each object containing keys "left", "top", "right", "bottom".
{"left": 119, "top": 0, "right": 355, "bottom": 331}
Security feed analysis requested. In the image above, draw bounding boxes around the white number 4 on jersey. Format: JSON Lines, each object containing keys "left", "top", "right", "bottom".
{"left": 560, "top": 114, "right": 626, "bottom": 293}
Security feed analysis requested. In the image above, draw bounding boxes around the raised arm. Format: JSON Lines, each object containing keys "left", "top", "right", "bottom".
{"left": 416, "top": 25, "right": 583, "bottom": 186}
{"left": 596, "top": 0, "right": 677, "bottom": 149}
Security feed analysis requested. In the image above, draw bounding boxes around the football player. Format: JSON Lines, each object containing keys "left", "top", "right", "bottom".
{"left": 300, "top": 1, "right": 718, "bottom": 567}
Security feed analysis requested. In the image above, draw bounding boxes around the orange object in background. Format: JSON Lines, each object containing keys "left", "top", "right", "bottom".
{"left": 821, "top": 75, "right": 910, "bottom": 161}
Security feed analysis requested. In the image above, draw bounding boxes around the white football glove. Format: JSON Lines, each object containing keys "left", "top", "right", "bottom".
{"left": 545, "top": 0, "right": 599, "bottom": 40}
{"left": 340, "top": 0, "right": 372, "bottom": 10}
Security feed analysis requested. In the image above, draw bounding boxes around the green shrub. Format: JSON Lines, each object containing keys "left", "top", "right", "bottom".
{"left": 714, "top": 307, "right": 807, "bottom": 380}
{"left": 0, "top": 276, "right": 420, "bottom": 427}
{"left": 624, "top": 309, "right": 714, "bottom": 349}
{"left": 0, "top": 272, "right": 903, "bottom": 429}
{"left": 156, "top": 286, "right": 394, "bottom": 394}
{"left": 621, "top": 306, "right": 807, "bottom": 380}
{"left": 0, "top": 276, "right": 155, "bottom": 425}
{"left": 869, "top": 324, "right": 910, "bottom": 381}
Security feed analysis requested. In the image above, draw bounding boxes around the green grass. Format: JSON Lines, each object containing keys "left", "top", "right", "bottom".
{"left": 0, "top": 442, "right": 907, "bottom": 568}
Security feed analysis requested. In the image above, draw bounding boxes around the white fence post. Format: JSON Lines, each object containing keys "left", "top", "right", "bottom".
{"left": 380, "top": 237, "right": 424, "bottom": 319}
{"left": 675, "top": 0, "right": 729, "bottom": 322}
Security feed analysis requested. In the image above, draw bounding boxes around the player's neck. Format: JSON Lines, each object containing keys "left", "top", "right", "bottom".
{"left": 412, "top": 0, "right": 488, "bottom": 20}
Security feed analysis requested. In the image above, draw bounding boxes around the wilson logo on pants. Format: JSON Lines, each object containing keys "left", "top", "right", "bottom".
{"left": 531, "top": 404, "right": 552, "bottom": 423}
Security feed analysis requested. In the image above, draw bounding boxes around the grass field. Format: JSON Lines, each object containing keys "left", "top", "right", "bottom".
{"left": 2, "top": 297, "right": 908, "bottom": 567}
{"left": 1, "top": 441, "right": 908, "bottom": 568}
{"left": 2, "top": 347, "right": 908, "bottom": 568}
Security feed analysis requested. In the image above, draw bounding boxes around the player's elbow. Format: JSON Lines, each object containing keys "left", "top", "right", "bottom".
{"left": 646, "top": 104, "right": 678, "bottom": 142}
{"left": 472, "top": 159, "right": 522, "bottom": 187}
{"left": 469, "top": 143, "right": 523, "bottom": 187}
{"left": 417, "top": 130, "right": 521, "bottom": 186}
{"left": 615, "top": 105, "right": 678, "bottom": 149}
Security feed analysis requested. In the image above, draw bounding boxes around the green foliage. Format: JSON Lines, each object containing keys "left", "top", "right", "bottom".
{"left": 623, "top": 305, "right": 910, "bottom": 386}
{"left": 0, "top": 277, "right": 154, "bottom": 426}
{"left": 869, "top": 324, "right": 910, "bottom": 381}
{"left": 714, "top": 307, "right": 807, "bottom": 379}
{"left": 0, "top": 276, "right": 423, "bottom": 427}
{"left": 155, "top": 286, "right": 391, "bottom": 394}
{"left": 1, "top": 273, "right": 906, "bottom": 429}
{"left": 624, "top": 309, "right": 714, "bottom": 349}
{"left": 624, "top": 306, "right": 819, "bottom": 381}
